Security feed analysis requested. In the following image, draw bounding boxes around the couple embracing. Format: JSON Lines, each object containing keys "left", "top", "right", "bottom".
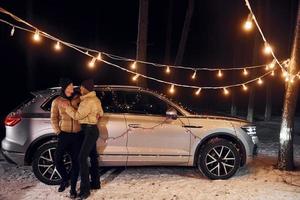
{"left": 51, "top": 78, "right": 103, "bottom": 199}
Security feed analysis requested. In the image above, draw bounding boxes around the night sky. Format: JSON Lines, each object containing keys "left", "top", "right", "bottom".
{"left": 0, "top": 0, "right": 298, "bottom": 139}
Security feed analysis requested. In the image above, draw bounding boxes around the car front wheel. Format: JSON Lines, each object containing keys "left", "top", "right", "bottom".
{"left": 197, "top": 139, "right": 241, "bottom": 180}
{"left": 32, "top": 142, "right": 72, "bottom": 185}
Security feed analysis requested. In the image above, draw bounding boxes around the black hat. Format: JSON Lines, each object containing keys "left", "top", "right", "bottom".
{"left": 81, "top": 79, "right": 94, "bottom": 91}
{"left": 59, "top": 78, "right": 73, "bottom": 92}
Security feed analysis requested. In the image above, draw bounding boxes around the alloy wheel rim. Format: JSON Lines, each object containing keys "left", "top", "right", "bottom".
{"left": 37, "top": 147, "right": 72, "bottom": 181}
{"left": 205, "top": 145, "right": 236, "bottom": 177}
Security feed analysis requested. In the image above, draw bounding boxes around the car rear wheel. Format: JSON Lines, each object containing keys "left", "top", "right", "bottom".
{"left": 197, "top": 139, "right": 241, "bottom": 180}
{"left": 32, "top": 142, "right": 72, "bottom": 185}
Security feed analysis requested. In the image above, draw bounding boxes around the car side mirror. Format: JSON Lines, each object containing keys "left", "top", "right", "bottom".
{"left": 166, "top": 108, "right": 178, "bottom": 120}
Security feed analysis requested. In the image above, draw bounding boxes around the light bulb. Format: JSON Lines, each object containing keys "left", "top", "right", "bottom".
{"left": 269, "top": 60, "right": 276, "bottom": 69}
{"left": 217, "top": 70, "right": 223, "bottom": 78}
{"left": 169, "top": 84, "right": 175, "bottom": 94}
{"left": 54, "top": 41, "right": 61, "bottom": 51}
{"left": 10, "top": 26, "right": 15, "bottom": 36}
{"left": 223, "top": 88, "right": 229, "bottom": 96}
{"left": 131, "top": 61, "right": 137, "bottom": 69}
{"left": 263, "top": 43, "right": 272, "bottom": 55}
{"left": 166, "top": 66, "right": 171, "bottom": 74}
{"left": 243, "top": 68, "right": 248, "bottom": 76}
{"left": 132, "top": 74, "right": 139, "bottom": 81}
{"left": 97, "top": 52, "right": 102, "bottom": 61}
{"left": 271, "top": 70, "right": 275, "bottom": 76}
{"left": 282, "top": 71, "right": 288, "bottom": 78}
{"left": 243, "top": 14, "right": 253, "bottom": 31}
{"left": 242, "top": 84, "right": 248, "bottom": 91}
{"left": 258, "top": 78, "right": 263, "bottom": 85}
{"left": 195, "top": 88, "right": 201, "bottom": 96}
{"left": 33, "top": 30, "right": 41, "bottom": 42}
{"left": 88, "top": 57, "right": 96, "bottom": 68}
{"left": 192, "top": 70, "right": 197, "bottom": 79}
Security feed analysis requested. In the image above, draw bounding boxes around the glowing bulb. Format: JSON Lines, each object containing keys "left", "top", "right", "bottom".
{"left": 223, "top": 88, "right": 229, "bottom": 96}
{"left": 54, "top": 41, "right": 61, "bottom": 51}
{"left": 132, "top": 74, "right": 139, "bottom": 81}
{"left": 243, "top": 68, "right": 248, "bottom": 76}
{"left": 290, "top": 78, "right": 295, "bottom": 84}
{"left": 269, "top": 60, "right": 276, "bottom": 69}
{"left": 33, "top": 30, "right": 41, "bottom": 42}
{"left": 242, "top": 84, "right": 248, "bottom": 91}
{"left": 297, "top": 74, "right": 300, "bottom": 80}
{"left": 88, "top": 57, "right": 96, "bottom": 68}
{"left": 243, "top": 14, "right": 253, "bottom": 31}
{"left": 271, "top": 70, "right": 275, "bottom": 76}
{"left": 131, "top": 61, "right": 137, "bottom": 69}
{"left": 282, "top": 71, "right": 288, "bottom": 78}
{"left": 10, "top": 26, "right": 15, "bottom": 36}
{"left": 166, "top": 66, "right": 171, "bottom": 74}
{"left": 195, "top": 88, "right": 201, "bottom": 96}
{"left": 263, "top": 43, "right": 273, "bottom": 55}
{"left": 169, "top": 84, "right": 175, "bottom": 94}
{"left": 265, "top": 65, "right": 269, "bottom": 71}
{"left": 97, "top": 52, "right": 102, "bottom": 61}
{"left": 192, "top": 70, "right": 197, "bottom": 79}
{"left": 217, "top": 70, "right": 223, "bottom": 78}
{"left": 285, "top": 76, "right": 290, "bottom": 82}
{"left": 257, "top": 78, "right": 263, "bottom": 85}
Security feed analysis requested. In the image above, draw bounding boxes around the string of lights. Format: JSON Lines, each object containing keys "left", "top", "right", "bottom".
{"left": 0, "top": 5, "right": 298, "bottom": 96}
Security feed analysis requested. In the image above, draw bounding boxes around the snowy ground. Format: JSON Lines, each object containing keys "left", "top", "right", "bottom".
{"left": 1, "top": 120, "right": 300, "bottom": 200}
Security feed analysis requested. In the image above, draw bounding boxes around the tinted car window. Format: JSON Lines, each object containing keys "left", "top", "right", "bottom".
{"left": 120, "top": 91, "right": 169, "bottom": 116}
{"left": 41, "top": 95, "right": 59, "bottom": 111}
{"left": 96, "top": 90, "right": 124, "bottom": 113}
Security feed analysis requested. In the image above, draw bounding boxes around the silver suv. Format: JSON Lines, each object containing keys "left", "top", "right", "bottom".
{"left": 1, "top": 85, "right": 258, "bottom": 184}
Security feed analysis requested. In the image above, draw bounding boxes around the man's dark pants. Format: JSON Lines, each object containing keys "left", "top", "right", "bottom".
{"left": 78, "top": 124, "right": 99, "bottom": 193}
{"left": 55, "top": 132, "right": 81, "bottom": 191}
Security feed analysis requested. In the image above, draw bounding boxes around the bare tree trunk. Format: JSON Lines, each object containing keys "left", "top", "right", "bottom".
{"left": 231, "top": 91, "right": 237, "bottom": 116}
{"left": 136, "top": 0, "right": 149, "bottom": 88}
{"left": 278, "top": 0, "right": 300, "bottom": 170}
{"left": 174, "top": 0, "right": 194, "bottom": 65}
{"left": 247, "top": 87, "right": 255, "bottom": 122}
{"left": 164, "top": 0, "right": 173, "bottom": 64}
{"left": 264, "top": 82, "right": 272, "bottom": 121}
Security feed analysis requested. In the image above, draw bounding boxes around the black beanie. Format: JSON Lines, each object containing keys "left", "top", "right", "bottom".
{"left": 81, "top": 79, "right": 94, "bottom": 91}
{"left": 59, "top": 78, "right": 73, "bottom": 92}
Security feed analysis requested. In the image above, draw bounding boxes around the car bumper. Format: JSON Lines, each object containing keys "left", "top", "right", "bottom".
{"left": 1, "top": 138, "right": 25, "bottom": 165}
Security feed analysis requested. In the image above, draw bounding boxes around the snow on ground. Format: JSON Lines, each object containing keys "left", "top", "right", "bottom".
{"left": 1, "top": 120, "right": 300, "bottom": 200}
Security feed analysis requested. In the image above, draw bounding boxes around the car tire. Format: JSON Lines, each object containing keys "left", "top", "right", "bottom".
{"left": 197, "top": 139, "right": 241, "bottom": 180}
{"left": 32, "top": 142, "right": 72, "bottom": 185}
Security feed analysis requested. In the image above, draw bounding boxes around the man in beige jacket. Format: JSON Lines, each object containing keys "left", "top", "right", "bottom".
{"left": 51, "top": 78, "right": 81, "bottom": 198}
{"left": 63, "top": 79, "right": 103, "bottom": 199}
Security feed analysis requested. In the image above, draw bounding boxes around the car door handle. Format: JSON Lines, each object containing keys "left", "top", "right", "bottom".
{"left": 128, "top": 124, "right": 141, "bottom": 128}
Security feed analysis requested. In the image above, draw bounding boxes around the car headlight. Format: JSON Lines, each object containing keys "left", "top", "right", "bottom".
{"left": 241, "top": 125, "right": 256, "bottom": 136}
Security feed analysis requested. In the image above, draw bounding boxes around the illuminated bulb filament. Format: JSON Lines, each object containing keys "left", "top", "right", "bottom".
{"left": 166, "top": 66, "right": 171, "bottom": 74}
{"left": 243, "top": 14, "right": 253, "bottom": 31}
{"left": 97, "top": 52, "right": 102, "bottom": 61}
{"left": 88, "top": 57, "right": 96, "bottom": 68}
{"left": 258, "top": 78, "right": 263, "bottom": 85}
{"left": 195, "top": 88, "right": 201, "bottom": 96}
{"left": 132, "top": 74, "right": 139, "bottom": 81}
{"left": 223, "top": 88, "right": 229, "bottom": 96}
{"left": 54, "top": 42, "right": 61, "bottom": 51}
{"left": 10, "top": 26, "right": 15, "bottom": 36}
{"left": 169, "top": 85, "right": 175, "bottom": 94}
{"left": 33, "top": 30, "right": 41, "bottom": 42}
{"left": 131, "top": 61, "right": 137, "bottom": 69}
{"left": 242, "top": 84, "right": 248, "bottom": 91}
{"left": 263, "top": 43, "right": 273, "bottom": 55}
{"left": 217, "top": 70, "right": 223, "bottom": 78}
{"left": 243, "top": 68, "right": 248, "bottom": 76}
{"left": 192, "top": 71, "right": 197, "bottom": 79}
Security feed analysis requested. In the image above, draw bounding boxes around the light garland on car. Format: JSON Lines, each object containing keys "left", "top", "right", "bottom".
{"left": 0, "top": 3, "right": 298, "bottom": 97}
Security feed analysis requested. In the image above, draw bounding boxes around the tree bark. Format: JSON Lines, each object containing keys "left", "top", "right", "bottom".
{"left": 264, "top": 82, "right": 272, "bottom": 121}
{"left": 164, "top": 0, "right": 173, "bottom": 64}
{"left": 174, "top": 0, "right": 194, "bottom": 65}
{"left": 231, "top": 91, "right": 237, "bottom": 116}
{"left": 136, "top": 0, "right": 149, "bottom": 88}
{"left": 278, "top": 0, "right": 300, "bottom": 171}
{"left": 247, "top": 87, "right": 255, "bottom": 122}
